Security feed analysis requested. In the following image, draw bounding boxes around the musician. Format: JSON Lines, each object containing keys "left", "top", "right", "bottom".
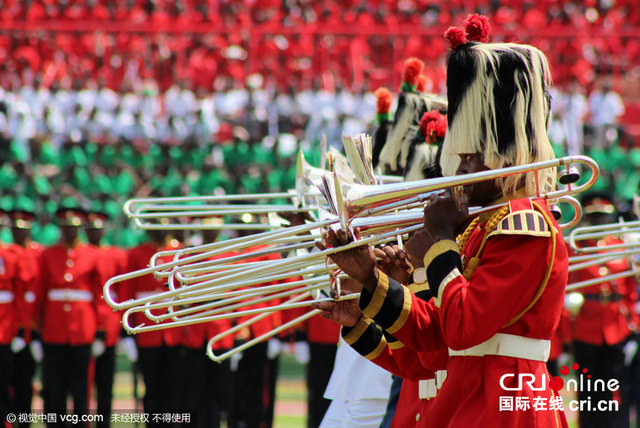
{"left": 571, "top": 194, "right": 639, "bottom": 428}
{"left": 84, "top": 209, "right": 128, "bottom": 428}
{"left": 40, "top": 206, "right": 104, "bottom": 424}
{"left": 0, "top": 210, "right": 19, "bottom": 423}
{"left": 121, "top": 227, "right": 184, "bottom": 427}
{"left": 314, "top": 14, "right": 570, "bottom": 427}
{"left": 7, "top": 207, "right": 43, "bottom": 426}
{"left": 227, "top": 220, "right": 284, "bottom": 428}
{"left": 182, "top": 217, "right": 234, "bottom": 428}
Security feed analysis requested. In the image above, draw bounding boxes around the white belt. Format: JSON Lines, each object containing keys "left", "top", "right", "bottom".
{"left": 48, "top": 289, "right": 93, "bottom": 302}
{"left": 448, "top": 333, "right": 550, "bottom": 362}
{"left": 418, "top": 370, "right": 447, "bottom": 399}
{"left": 0, "top": 290, "right": 14, "bottom": 303}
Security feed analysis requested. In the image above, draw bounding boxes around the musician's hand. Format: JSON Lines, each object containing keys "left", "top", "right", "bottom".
{"left": 311, "top": 290, "right": 362, "bottom": 327}
{"left": 278, "top": 211, "right": 314, "bottom": 227}
{"left": 374, "top": 244, "right": 412, "bottom": 284}
{"left": 405, "top": 229, "right": 435, "bottom": 269}
{"left": 316, "top": 227, "right": 378, "bottom": 287}
{"left": 423, "top": 191, "right": 470, "bottom": 242}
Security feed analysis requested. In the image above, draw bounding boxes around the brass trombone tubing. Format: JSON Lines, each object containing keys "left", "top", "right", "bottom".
{"left": 155, "top": 276, "right": 332, "bottom": 322}
{"left": 103, "top": 218, "right": 336, "bottom": 309}
{"left": 565, "top": 269, "right": 638, "bottom": 292}
{"left": 343, "top": 155, "right": 598, "bottom": 217}
{"left": 206, "top": 291, "right": 361, "bottom": 363}
{"left": 143, "top": 268, "right": 332, "bottom": 322}
{"left": 207, "top": 309, "right": 322, "bottom": 363}
{"left": 141, "top": 277, "right": 331, "bottom": 323}
{"left": 147, "top": 219, "right": 331, "bottom": 268}
{"left": 123, "top": 285, "right": 350, "bottom": 334}
{"left": 568, "top": 221, "right": 640, "bottom": 252}
{"left": 168, "top": 251, "right": 326, "bottom": 293}
{"left": 568, "top": 248, "right": 640, "bottom": 272}
{"left": 105, "top": 220, "right": 416, "bottom": 312}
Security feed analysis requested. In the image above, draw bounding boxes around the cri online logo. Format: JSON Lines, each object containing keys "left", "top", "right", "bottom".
{"left": 500, "top": 363, "right": 620, "bottom": 393}
{"left": 550, "top": 363, "right": 619, "bottom": 393}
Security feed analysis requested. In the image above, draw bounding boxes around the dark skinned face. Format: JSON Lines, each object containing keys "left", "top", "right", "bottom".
{"left": 456, "top": 153, "right": 502, "bottom": 206}
{"left": 85, "top": 227, "right": 104, "bottom": 246}
{"left": 59, "top": 225, "right": 80, "bottom": 246}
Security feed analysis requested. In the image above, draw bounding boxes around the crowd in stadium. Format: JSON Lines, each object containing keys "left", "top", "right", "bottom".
{"left": 1, "top": 3, "right": 640, "bottom": 428}
{"left": 1, "top": 0, "right": 640, "bottom": 93}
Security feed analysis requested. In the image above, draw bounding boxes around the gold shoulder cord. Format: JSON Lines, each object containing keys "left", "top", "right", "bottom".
{"left": 457, "top": 205, "right": 509, "bottom": 279}
{"left": 454, "top": 202, "right": 557, "bottom": 327}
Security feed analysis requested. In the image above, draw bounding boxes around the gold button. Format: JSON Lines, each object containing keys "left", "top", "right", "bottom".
{"left": 415, "top": 413, "right": 421, "bottom": 422}
{"left": 598, "top": 267, "right": 608, "bottom": 276}
{"left": 63, "top": 304, "right": 71, "bottom": 312}
{"left": 66, "top": 259, "right": 74, "bottom": 268}
{"left": 64, "top": 273, "right": 73, "bottom": 282}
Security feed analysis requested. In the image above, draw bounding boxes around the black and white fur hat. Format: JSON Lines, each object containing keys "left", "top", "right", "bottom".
{"left": 441, "top": 15, "right": 557, "bottom": 197}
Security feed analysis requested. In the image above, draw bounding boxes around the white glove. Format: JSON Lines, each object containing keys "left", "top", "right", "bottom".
{"left": 267, "top": 338, "right": 282, "bottom": 360}
{"left": 557, "top": 352, "right": 571, "bottom": 368}
{"left": 30, "top": 340, "right": 43, "bottom": 363}
{"left": 294, "top": 341, "right": 310, "bottom": 364}
{"left": 91, "top": 339, "right": 106, "bottom": 357}
{"left": 10, "top": 336, "right": 27, "bottom": 353}
{"left": 624, "top": 340, "right": 639, "bottom": 366}
{"left": 116, "top": 337, "right": 138, "bottom": 362}
{"left": 230, "top": 350, "right": 243, "bottom": 372}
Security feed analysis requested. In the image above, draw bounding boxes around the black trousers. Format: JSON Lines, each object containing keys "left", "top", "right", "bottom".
{"left": 42, "top": 344, "right": 91, "bottom": 427}
{"left": 137, "top": 345, "right": 186, "bottom": 428}
{"left": 94, "top": 346, "right": 116, "bottom": 428}
{"left": 574, "top": 340, "right": 629, "bottom": 428}
{"left": 306, "top": 343, "right": 337, "bottom": 428}
{"left": 228, "top": 341, "right": 268, "bottom": 428}
{"left": 0, "top": 345, "right": 14, "bottom": 423}
{"left": 181, "top": 346, "right": 233, "bottom": 428}
{"left": 12, "top": 345, "right": 36, "bottom": 428}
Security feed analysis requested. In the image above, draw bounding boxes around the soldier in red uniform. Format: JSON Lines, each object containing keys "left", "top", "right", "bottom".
{"left": 84, "top": 210, "right": 128, "bottom": 428}
{"left": 570, "top": 194, "right": 639, "bottom": 428}
{"left": 182, "top": 218, "right": 233, "bottom": 428}
{"left": 0, "top": 210, "right": 19, "bottom": 424}
{"left": 120, "top": 227, "right": 184, "bottom": 427}
{"left": 314, "top": 15, "right": 570, "bottom": 427}
{"left": 40, "top": 207, "right": 104, "bottom": 424}
{"left": 7, "top": 208, "right": 43, "bottom": 426}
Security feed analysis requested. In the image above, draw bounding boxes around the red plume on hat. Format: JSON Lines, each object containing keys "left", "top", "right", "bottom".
{"left": 418, "top": 110, "right": 447, "bottom": 145}
{"left": 375, "top": 87, "right": 393, "bottom": 124}
{"left": 445, "top": 14, "right": 491, "bottom": 49}
{"left": 464, "top": 14, "right": 491, "bottom": 42}
{"left": 400, "top": 57, "right": 424, "bottom": 92}
{"left": 416, "top": 74, "right": 428, "bottom": 92}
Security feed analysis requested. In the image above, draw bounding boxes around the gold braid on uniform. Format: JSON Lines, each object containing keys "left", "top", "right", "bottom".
{"left": 458, "top": 205, "right": 510, "bottom": 279}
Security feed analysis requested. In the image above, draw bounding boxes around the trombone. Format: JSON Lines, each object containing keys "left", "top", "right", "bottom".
{"left": 107, "top": 154, "right": 599, "bottom": 361}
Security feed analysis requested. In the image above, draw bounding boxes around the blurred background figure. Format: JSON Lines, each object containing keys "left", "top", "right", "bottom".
{"left": 570, "top": 194, "right": 639, "bottom": 428}
{"left": 7, "top": 203, "right": 43, "bottom": 427}
{"left": 40, "top": 206, "right": 103, "bottom": 425}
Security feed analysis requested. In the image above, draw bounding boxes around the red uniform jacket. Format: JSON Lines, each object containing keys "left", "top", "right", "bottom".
{"left": 359, "top": 198, "right": 569, "bottom": 427}
{"left": 40, "top": 243, "right": 103, "bottom": 345}
{"left": 8, "top": 241, "right": 42, "bottom": 343}
{"left": 571, "top": 236, "right": 639, "bottom": 345}
{"left": 0, "top": 244, "right": 19, "bottom": 345}
{"left": 234, "top": 245, "right": 284, "bottom": 341}
{"left": 549, "top": 309, "right": 571, "bottom": 361}
{"left": 93, "top": 244, "right": 128, "bottom": 347}
{"left": 121, "top": 241, "right": 184, "bottom": 348}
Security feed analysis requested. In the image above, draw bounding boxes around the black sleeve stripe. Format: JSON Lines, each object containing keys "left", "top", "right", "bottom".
{"left": 348, "top": 322, "right": 386, "bottom": 357}
{"left": 371, "top": 275, "right": 408, "bottom": 330}
{"left": 426, "top": 250, "right": 462, "bottom": 297}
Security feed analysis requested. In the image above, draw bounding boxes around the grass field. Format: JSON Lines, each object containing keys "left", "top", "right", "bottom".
{"left": 20, "top": 353, "right": 639, "bottom": 428}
